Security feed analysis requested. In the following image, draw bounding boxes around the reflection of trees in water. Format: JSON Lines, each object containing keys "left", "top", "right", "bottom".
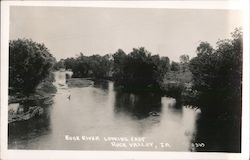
{"left": 114, "top": 91, "right": 162, "bottom": 119}
{"left": 93, "top": 80, "right": 109, "bottom": 91}
{"left": 8, "top": 110, "right": 51, "bottom": 148}
{"left": 190, "top": 103, "right": 241, "bottom": 152}
{"left": 167, "top": 99, "right": 183, "bottom": 116}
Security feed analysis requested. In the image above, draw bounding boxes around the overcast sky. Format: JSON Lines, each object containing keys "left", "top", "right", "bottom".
{"left": 10, "top": 7, "right": 242, "bottom": 62}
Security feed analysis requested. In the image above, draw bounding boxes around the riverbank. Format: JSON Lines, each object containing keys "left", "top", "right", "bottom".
{"left": 160, "top": 70, "right": 195, "bottom": 99}
{"left": 65, "top": 70, "right": 197, "bottom": 107}
{"left": 8, "top": 79, "right": 57, "bottom": 123}
{"left": 67, "top": 78, "right": 94, "bottom": 88}
{"left": 9, "top": 80, "right": 57, "bottom": 104}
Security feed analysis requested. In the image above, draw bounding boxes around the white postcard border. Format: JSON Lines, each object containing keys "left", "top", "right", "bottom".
{"left": 1, "top": 1, "right": 249, "bottom": 160}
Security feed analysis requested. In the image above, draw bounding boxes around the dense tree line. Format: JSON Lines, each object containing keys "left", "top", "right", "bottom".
{"left": 189, "top": 28, "right": 242, "bottom": 115}
{"left": 57, "top": 53, "right": 112, "bottom": 79}
{"left": 56, "top": 47, "right": 171, "bottom": 91}
{"left": 9, "top": 39, "right": 56, "bottom": 95}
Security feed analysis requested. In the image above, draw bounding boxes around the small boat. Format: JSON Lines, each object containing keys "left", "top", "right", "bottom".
{"left": 149, "top": 111, "right": 160, "bottom": 116}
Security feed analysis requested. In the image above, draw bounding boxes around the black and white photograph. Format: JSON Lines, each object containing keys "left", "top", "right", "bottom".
{"left": 1, "top": 1, "right": 249, "bottom": 160}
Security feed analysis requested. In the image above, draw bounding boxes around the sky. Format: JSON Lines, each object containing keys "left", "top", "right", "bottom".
{"left": 10, "top": 6, "right": 242, "bottom": 62}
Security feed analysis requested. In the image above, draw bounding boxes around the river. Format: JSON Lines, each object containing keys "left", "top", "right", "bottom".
{"left": 8, "top": 71, "right": 240, "bottom": 152}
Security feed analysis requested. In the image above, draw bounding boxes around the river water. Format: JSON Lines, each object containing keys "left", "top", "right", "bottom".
{"left": 8, "top": 71, "right": 240, "bottom": 152}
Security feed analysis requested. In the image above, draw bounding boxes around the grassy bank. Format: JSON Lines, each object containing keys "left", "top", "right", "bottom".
{"left": 160, "top": 70, "right": 198, "bottom": 105}
{"left": 163, "top": 70, "right": 192, "bottom": 84}
{"left": 9, "top": 73, "right": 57, "bottom": 104}
{"left": 66, "top": 78, "right": 94, "bottom": 88}
{"left": 9, "top": 81, "right": 56, "bottom": 104}
{"left": 8, "top": 73, "right": 57, "bottom": 123}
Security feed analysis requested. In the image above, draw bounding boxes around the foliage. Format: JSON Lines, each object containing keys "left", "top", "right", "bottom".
{"left": 112, "top": 49, "right": 127, "bottom": 83}
{"left": 113, "top": 47, "right": 170, "bottom": 92}
{"left": 189, "top": 28, "right": 242, "bottom": 114}
{"left": 170, "top": 61, "right": 180, "bottom": 71}
{"left": 64, "top": 57, "right": 76, "bottom": 70}
{"left": 9, "top": 39, "right": 55, "bottom": 95}
{"left": 53, "top": 59, "right": 65, "bottom": 70}
{"left": 179, "top": 54, "right": 190, "bottom": 72}
{"left": 179, "top": 54, "right": 190, "bottom": 64}
{"left": 161, "top": 82, "right": 185, "bottom": 99}
{"left": 62, "top": 53, "right": 112, "bottom": 79}
{"left": 164, "top": 70, "right": 192, "bottom": 84}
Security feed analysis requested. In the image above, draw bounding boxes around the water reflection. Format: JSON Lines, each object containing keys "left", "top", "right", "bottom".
{"left": 192, "top": 113, "right": 241, "bottom": 152}
{"left": 114, "top": 92, "right": 162, "bottom": 119}
{"left": 93, "top": 80, "right": 109, "bottom": 91}
{"left": 8, "top": 71, "right": 202, "bottom": 151}
{"left": 8, "top": 107, "right": 52, "bottom": 149}
{"left": 167, "top": 99, "right": 183, "bottom": 116}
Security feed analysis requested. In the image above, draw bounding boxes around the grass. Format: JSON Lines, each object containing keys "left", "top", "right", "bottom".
{"left": 36, "top": 80, "right": 57, "bottom": 95}
{"left": 66, "top": 78, "right": 93, "bottom": 88}
{"left": 163, "top": 70, "right": 193, "bottom": 84}
{"left": 160, "top": 69, "right": 197, "bottom": 104}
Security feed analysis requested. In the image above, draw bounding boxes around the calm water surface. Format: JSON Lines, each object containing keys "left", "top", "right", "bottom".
{"left": 8, "top": 71, "right": 240, "bottom": 152}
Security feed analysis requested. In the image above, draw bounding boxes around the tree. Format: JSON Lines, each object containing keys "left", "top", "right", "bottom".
{"left": 196, "top": 41, "right": 214, "bottom": 56}
{"left": 53, "top": 59, "right": 65, "bottom": 70}
{"left": 112, "top": 49, "right": 127, "bottom": 83}
{"left": 9, "top": 39, "right": 55, "bottom": 94}
{"left": 65, "top": 53, "right": 112, "bottom": 79}
{"left": 72, "top": 53, "right": 91, "bottom": 78}
{"left": 88, "top": 54, "right": 112, "bottom": 78}
{"left": 152, "top": 55, "right": 170, "bottom": 84}
{"left": 179, "top": 54, "right": 190, "bottom": 64}
{"left": 179, "top": 54, "right": 190, "bottom": 72}
{"left": 189, "top": 42, "right": 215, "bottom": 92}
{"left": 170, "top": 61, "right": 180, "bottom": 71}
{"left": 125, "top": 47, "right": 158, "bottom": 90}
{"left": 64, "top": 57, "right": 76, "bottom": 70}
{"left": 112, "top": 47, "right": 170, "bottom": 92}
{"left": 189, "top": 28, "right": 242, "bottom": 115}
